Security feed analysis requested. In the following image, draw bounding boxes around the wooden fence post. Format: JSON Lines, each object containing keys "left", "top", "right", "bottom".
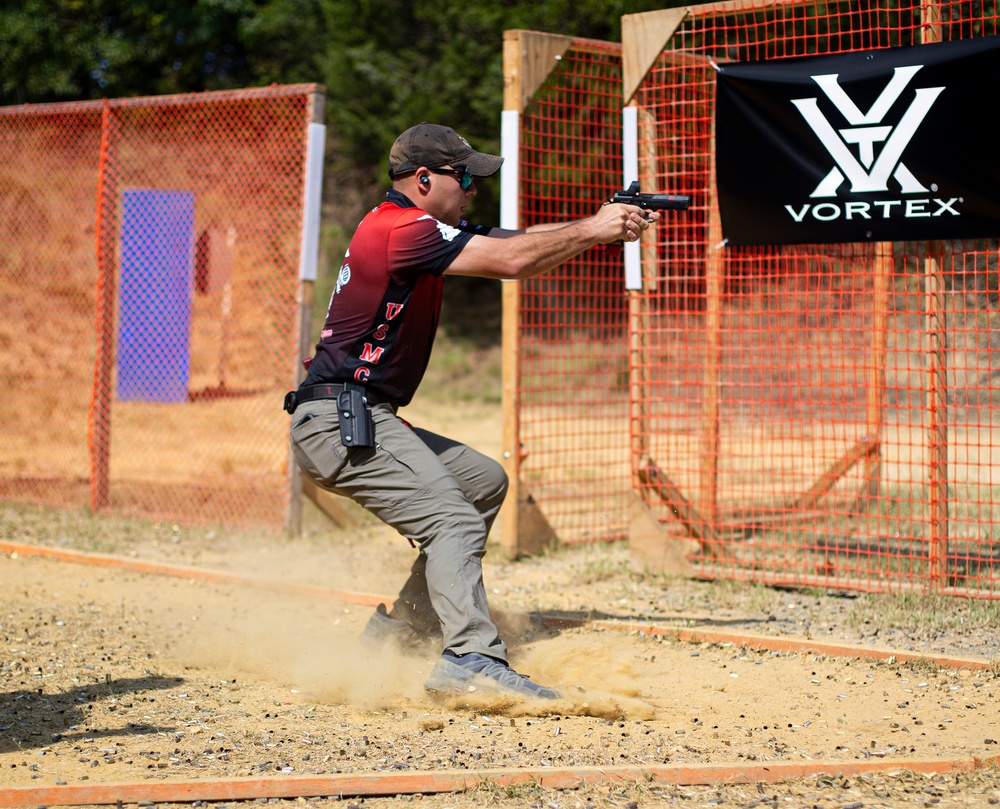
{"left": 500, "top": 30, "right": 572, "bottom": 558}
{"left": 920, "top": 5, "right": 948, "bottom": 590}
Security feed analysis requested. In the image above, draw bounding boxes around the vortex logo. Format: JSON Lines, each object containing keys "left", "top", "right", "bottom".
{"left": 792, "top": 65, "right": 944, "bottom": 198}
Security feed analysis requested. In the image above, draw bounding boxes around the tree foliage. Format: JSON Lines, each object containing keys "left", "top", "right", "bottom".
{"left": 0, "top": 0, "right": 260, "bottom": 103}
{"left": 2, "top": 0, "right": 669, "bottom": 182}
{"left": 244, "top": 0, "right": 671, "bottom": 184}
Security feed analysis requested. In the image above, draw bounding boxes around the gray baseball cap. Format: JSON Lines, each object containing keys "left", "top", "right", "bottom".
{"left": 388, "top": 123, "right": 503, "bottom": 178}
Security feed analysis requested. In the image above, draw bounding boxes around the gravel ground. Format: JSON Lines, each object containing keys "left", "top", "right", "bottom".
{"left": 2, "top": 500, "right": 1000, "bottom": 809}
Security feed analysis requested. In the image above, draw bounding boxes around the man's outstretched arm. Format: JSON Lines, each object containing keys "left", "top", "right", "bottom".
{"left": 445, "top": 203, "right": 659, "bottom": 280}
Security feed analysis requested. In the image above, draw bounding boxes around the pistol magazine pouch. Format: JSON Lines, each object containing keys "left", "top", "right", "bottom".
{"left": 337, "top": 387, "right": 375, "bottom": 448}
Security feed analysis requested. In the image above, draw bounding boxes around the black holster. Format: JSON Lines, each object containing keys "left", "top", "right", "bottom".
{"left": 337, "top": 386, "right": 375, "bottom": 448}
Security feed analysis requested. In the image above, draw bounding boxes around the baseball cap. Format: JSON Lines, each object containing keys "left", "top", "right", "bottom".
{"left": 388, "top": 123, "right": 503, "bottom": 178}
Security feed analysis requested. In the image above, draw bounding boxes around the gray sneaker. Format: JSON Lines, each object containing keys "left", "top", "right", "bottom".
{"left": 424, "top": 652, "right": 559, "bottom": 700}
{"left": 360, "top": 604, "right": 436, "bottom": 653}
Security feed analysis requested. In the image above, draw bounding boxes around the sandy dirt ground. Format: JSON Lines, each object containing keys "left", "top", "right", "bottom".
{"left": 2, "top": 397, "right": 1000, "bottom": 809}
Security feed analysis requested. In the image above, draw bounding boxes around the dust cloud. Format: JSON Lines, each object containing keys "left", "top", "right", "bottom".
{"left": 153, "top": 581, "right": 659, "bottom": 719}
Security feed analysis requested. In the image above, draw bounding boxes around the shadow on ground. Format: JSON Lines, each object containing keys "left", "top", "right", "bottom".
{"left": 0, "top": 675, "right": 184, "bottom": 753}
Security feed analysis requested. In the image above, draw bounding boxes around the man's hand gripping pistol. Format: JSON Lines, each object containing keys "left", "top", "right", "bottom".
{"left": 604, "top": 181, "right": 691, "bottom": 254}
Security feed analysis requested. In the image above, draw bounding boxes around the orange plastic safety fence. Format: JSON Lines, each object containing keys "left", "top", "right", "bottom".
{"left": 0, "top": 86, "right": 320, "bottom": 529}
{"left": 516, "top": 38, "right": 630, "bottom": 544}
{"left": 513, "top": 1, "right": 1000, "bottom": 598}
{"left": 629, "top": 0, "right": 1000, "bottom": 597}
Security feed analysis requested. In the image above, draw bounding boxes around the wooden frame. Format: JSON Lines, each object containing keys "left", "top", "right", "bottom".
{"left": 621, "top": 7, "right": 898, "bottom": 572}
{"left": 499, "top": 30, "right": 574, "bottom": 558}
{"left": 505, "top": 4, "right": 957, "bottom": 579}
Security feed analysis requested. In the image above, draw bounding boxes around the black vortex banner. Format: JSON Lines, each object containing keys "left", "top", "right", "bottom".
{"left": 715, "top": 36, "right": 1000, "bottom": 246}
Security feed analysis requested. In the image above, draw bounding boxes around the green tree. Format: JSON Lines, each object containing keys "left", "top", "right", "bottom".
{"left": 3, "top": 0, "right": 675, "bottom": 186}
{"left": 239, "top": 0, "right": 672, "bottom": 193}
{"left": 0, "top": 0, "right": 260, "bottom": 104}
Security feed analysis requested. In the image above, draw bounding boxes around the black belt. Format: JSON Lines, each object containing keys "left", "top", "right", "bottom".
{"left": 283, "top": 383, "right": 393, "bottom": 414}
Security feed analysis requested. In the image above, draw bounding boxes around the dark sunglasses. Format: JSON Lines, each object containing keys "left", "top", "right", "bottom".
{"left": 427, "top": 164, "right": 474, "bottom": 190}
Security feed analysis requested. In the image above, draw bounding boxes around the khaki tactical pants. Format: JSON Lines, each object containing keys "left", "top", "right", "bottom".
{"left": 290, "top": 399, "right": 509, "bottom": 662}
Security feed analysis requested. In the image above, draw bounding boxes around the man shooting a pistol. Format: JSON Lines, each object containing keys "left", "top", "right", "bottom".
{"left": 286, "top": 122, "right": 661, "bottom": 700}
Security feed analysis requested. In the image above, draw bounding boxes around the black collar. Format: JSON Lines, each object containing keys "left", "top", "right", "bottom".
{"left": 386, "top": 188, "right": 415, "bottom": 208}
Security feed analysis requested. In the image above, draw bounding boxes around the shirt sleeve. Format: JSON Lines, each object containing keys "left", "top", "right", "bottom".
{"left": 388, "top": 210, "right": 475, "bottom": 280}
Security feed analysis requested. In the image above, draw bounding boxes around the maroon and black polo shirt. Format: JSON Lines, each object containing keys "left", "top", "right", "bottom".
{"left": 302, "top": 189, "right": 488, "bottom": 407}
